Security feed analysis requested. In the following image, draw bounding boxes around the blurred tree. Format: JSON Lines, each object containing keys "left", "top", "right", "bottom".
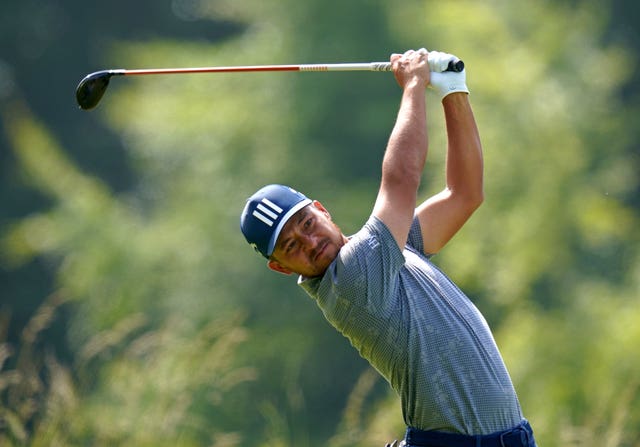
{"left": 0, "top": 0, "right": 242, "bottom": 366}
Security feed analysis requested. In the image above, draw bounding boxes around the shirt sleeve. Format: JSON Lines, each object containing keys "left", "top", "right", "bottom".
{"left": 406, "top": 216, "right": 424, "bottom": 253}
{"left": 406, "top": 215, "right": 435, "bottom": 258}
{"left": 335, "top": 215, "right": 405, "bottom": 307}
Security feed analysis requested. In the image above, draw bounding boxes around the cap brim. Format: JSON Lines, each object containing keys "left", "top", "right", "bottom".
{"left": 267, "top": 198, "right": 312, "bottom": 256}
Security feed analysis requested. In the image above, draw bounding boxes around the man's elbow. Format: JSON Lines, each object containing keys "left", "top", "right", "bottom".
{"left": 460, "top": 188, "right": 484, "bottom": 215}
{"left": 471, "top": 189, "right": 484, "bottom": 210}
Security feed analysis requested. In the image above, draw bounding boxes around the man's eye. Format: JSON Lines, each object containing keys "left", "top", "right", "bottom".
{"left": 304, "top": 218, "right": 313, "bottom": 229}
{"left": 286, "top": 241, "right": 296, "bottom": 253}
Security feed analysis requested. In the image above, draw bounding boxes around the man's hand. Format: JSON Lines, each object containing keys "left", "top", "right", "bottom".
{"left": 428, "top": 50, "right": 469, "bottom": 100}
{"left": 390, "top": 48, "right": 431, "bottom": 90}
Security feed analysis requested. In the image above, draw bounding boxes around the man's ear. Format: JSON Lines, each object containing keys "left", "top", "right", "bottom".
{"left": 268, "top": 259, "right": 293, "bottom": 275}
{"left": 312, "top": 200, "right": 331, "bottom": 219}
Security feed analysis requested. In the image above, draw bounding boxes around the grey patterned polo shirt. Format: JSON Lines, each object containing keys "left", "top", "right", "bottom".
{"left": 299, "top": 215, "right": 524, "bottom": 434}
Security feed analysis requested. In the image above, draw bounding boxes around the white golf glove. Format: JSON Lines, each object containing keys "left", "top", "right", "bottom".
{"left": 428, "top": 50, "right": 469, "bottom": 100}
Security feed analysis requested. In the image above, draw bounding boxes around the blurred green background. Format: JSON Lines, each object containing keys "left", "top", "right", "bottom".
{"left": 1, "top": 0, "right": 639, "bottom": 446}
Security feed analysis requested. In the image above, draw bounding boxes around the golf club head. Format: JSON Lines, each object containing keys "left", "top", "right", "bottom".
{"left": 75, "top": 70, "right": 123, "bottom": 110}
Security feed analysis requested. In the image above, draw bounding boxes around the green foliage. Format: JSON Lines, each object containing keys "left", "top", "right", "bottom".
{"left": 0, "top": 292, "right": 253, "bottom": 446}
{"left": 1, "top": 0, "right": 639, "bottom": 446}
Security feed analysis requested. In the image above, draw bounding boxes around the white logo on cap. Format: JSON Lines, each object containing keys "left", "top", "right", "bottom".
{"left": 252, "top": 198, "right": 283, "bottom": 227}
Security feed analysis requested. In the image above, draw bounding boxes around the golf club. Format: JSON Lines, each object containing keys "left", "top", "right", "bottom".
{"left": 76, "top": 59, "right": 464, "bottom": 110}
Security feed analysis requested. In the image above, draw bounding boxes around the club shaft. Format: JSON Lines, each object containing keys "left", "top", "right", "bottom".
{"left": 76, "top": 60, "right": 464, "bottom": 110}
{"left": 116, "top": 62, "right": 394, "bottom": 76}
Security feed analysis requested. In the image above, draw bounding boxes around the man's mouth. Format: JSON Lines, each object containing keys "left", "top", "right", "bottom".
{"left": 314, "top": 240, "right": 329, "bottom": 261}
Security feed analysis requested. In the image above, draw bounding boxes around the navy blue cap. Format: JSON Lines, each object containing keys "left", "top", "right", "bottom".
{"left": 240, "top": 184, "right": 312, "bottom": 258}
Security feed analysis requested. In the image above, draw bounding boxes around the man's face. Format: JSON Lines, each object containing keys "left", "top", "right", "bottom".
{"left": 268, "top": 201, "right": 347, "bottom": 278}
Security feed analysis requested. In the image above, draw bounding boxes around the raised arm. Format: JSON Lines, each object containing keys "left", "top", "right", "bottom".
{"left": 416, "top": 91, "right": 484, "bottom": 255}
{"left": 372, "top": 49, "right": 431, "bottom": 249}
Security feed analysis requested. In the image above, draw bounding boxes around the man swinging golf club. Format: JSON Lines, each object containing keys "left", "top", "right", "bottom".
{"left": 241, "top": 48, "right": 537, "bottom": 447}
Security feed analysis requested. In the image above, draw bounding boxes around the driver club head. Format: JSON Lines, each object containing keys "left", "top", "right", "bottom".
{"left": 75, "top": 70, "right": 122, "bottom": 110}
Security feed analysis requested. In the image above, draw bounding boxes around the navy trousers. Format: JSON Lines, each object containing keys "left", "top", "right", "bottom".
{"left": 404, "top": 420, "right": 537, "bottom": 447}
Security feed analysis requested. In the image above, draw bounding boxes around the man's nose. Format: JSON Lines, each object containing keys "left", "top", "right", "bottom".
{"left": 298, "top": 233, "right": 318, "bottom": 253}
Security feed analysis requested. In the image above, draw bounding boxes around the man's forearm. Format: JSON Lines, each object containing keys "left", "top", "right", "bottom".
{"left": 373, "top": 49, "right": 431, "bottom": 249}
{"left": 382, "top": 83, "right": 429, "bottom": 189}
{"left": 442, "top": 93, "right": 483, "bottom": 203}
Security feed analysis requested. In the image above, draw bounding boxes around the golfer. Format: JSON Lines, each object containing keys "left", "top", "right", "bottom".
{"left": 240, "top": 49, "right": 537, "bottom": 447}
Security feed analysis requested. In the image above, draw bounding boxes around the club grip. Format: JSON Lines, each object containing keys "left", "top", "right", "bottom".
{"left": 446, "top": 59, "right": 464, "bottom": 72}
{"left": 369, "top": 59, "right": 464, "bottom": 73}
